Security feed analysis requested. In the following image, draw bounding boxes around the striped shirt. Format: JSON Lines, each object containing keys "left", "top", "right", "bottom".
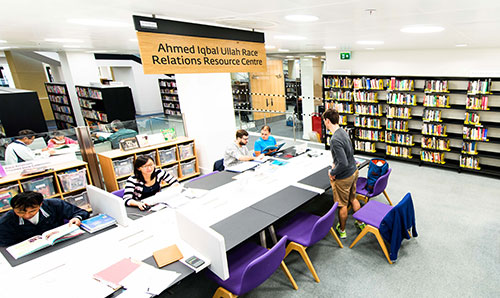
{"left": 123, "top": 169, "right": 178, "bottom": 206}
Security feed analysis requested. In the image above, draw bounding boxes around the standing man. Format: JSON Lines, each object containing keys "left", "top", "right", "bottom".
{"left": 223, "top": 129, "right": 255, "bottom": 168}
{"left": 323, "top": 108, "right": 364, "bottom": 239}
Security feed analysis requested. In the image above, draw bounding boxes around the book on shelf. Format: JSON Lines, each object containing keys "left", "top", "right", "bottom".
{"left": 7, "top": 224, "right": 84, "bottom": 259}
{"left": 80, "top": 214, "right": 117, "bottom": 233}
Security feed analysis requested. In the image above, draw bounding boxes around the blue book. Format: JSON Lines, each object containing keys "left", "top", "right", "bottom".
{"left": 81, "top": 214, "right": 116, "bottom": 233}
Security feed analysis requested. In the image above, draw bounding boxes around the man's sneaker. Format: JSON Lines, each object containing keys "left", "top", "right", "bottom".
{"left": 336, "top": 223, "right": 347, "bottom": 239}
{"left": 355, "top": 221, "right": 366, "bottom": 230}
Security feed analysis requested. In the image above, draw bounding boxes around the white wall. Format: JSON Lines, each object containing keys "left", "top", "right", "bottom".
{"left": 175, "top": 73, "right": 236, "bottom": 173}
{"left": 95, "top": 59, "right": 163, "bottom": 115}
{"left": 325, "top": 48, "right": 500, "bottom": 77}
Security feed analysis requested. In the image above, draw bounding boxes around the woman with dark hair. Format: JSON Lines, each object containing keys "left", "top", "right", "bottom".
{"left": 122, "top": 155, "right": 179, "bottom": 210}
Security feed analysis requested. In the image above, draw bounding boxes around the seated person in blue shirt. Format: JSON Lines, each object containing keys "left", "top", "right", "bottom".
{"left": 123, "top": 155, "right": 180, "bottom": 210}
{"left": 95, "top": 120, "right": 138, "bottom": 149}
{"left": 254, "top": 125, "right": 277, "bottom": 156}
{"left": 0, "top": 191, "right": 89, "bottom": 247}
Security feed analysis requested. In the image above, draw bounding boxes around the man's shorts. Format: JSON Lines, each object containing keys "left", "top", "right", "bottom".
{"left": 330, "top": 169, "right": 359, "bottom": 207}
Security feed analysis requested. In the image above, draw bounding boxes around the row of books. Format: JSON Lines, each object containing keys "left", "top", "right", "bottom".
{"left": 421, "top": 151, "right": 445, "bottom": 164}
{"left": 423, "top": 109, "right": 442, "bottom": 122}
{"left": 386, "top": 93, "right": 417, "bottom": 106}
{"left": 162, "top": 95, "right": 179, "bottom": 102}
{"left": 159, "top": 81, "right": 177, "bottom": 88}
{"left": 76, "top": 87, "right": 102, "bottom": 99}
{"left": 353, "top": 91, "right": 378, "bottom": 103}
{"left": 387, "top": 106, "right": 411, "bottom": 119}
{"left": 328, "top": 102, "right": 353, "bottom": 113}
{"left": 355, "top": 129, "right": 384, "bottom": 141}
{"left": 163, "top": 102, "right": 180, "bottom": 109}
{"left": 386, "top": 145, "right": 412, "bottom": 158}
{"left": 467, "top": 79, "right": 491, "bottom": 94}
{"left": 385, "top": 132, "right": 413, "bottom": 145}
{"left": 421, "top": 136, "right": 450, "bottom": 150}
{"left": 160, "top": 89, "right": 178, "bottom": 95}
{"left": 164, "top": 109, "right": 182, "bottom": 116}
{"left": 324, "top": 90, "right": 352, "bottom": 101}
{"left": 460, "top": 155, "right": 480, "bottom": 170}
{"left": 465, "top": 96, "right": 489, "bottom": 110}
{"left": 355, "top": 104, "right": 382, "bottom": 115}
{"left": 423, "top": 95, "right": 450, "bottom": 107}
{"left": 463, "top": 127, "right": 488, "bottom": 141}
{"left": 355, "top": 116, "right": 381, "bottom": 128}
{"left": 324, "top": 76, "right": 352, "bottom": 89}
{"left": 46, "top": 84, "right": 67, "bottom": 94}
{"left": 51, "top": 104, "right": 72, "bottom": 115}
{"left": 386, "top": 119, "right": 409, "bottom": 131}
{"left": 354, "top": 140, "right": 376, "bottom": 152}
{"left": 424, "top": 80, "right": 449, "bottom": 93}
{"left": 422, "top": 123, "right": 447, "bottom": 136}
{"left": 54, "top": 112, "right": 75, "bottom": 124}
{"left": 464, "top": 112, "right": 480, "bottom": 125}
{"left": 78, "top": 98, "right": 95, "bottom": 109}
{"left": 82, "top": 110, "right": 108, "bottom": 122}
{"left": 462, "top": 141, "right": 477, "bottom": 154}
{"left": 352, "top": 78, "right": 384, "bottom": 90}
{"left": 48, "top": 94, "right": 70, "bottom": 105}
{"left": 388, "top": 78, "right": 414, "bottom": 91}
{"left": 339, "top": 115, "right": 348, "bottom": 125}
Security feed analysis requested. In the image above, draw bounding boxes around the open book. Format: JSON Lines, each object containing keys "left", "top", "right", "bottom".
{"left": 7, "top": 224, "right": 84, "bottom": 259}
{"left": 261, "top": 142, "right": 285, "bottom": 155}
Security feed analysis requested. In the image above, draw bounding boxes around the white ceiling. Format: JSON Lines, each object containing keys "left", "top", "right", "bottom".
{"left": 1, "top": 0, "right": 500, "bottom": 54}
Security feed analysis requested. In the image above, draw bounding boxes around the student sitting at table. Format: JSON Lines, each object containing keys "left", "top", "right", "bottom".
{"left": 254, "top": 125, "right": 277, "bottom": 157}
{"left": 4, "top": 129, "right": 37, "bottom": 165}
{"left": 123, "top": 155, "right": 179, "bottom": 210}
{"left": 96, "top": 120, "right": 138, "bottom": 149}
{"left": 224, "top": 129, "right": 255, "bottom": 168}
{"left": 0, "top": 191, "right": 89, "bottom": 247}
{"left": 47, "top": 131, "right": 78, "bottom": 148}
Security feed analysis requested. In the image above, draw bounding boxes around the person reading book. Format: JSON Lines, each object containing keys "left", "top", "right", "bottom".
{"left": 224, "top": 129, "right": 255, "bottom": 168}
{"left": 0, "top": 191, "right": 89, "bottom": 247}
{"left": 123, "top": 155, "right": 180, "bottom": 210}
{"left": 47, "top": 131, "right": 78, "bottom": 148}
{"left": 254, "top": 125, "right": 278, "bottom": 157}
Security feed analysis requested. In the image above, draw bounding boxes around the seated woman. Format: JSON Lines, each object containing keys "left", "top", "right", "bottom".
{"left": 47, "top": 131, "right": 78, "bottom": 148}
{"left": 123, "top": 155, "right": 179, "bottom": 210}
{"left": 254, "top": 125, "right": 277, "bottom": 157}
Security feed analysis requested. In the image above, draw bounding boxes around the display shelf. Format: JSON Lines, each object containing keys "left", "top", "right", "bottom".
{"left": 46, "top": 83, "right": 78, "bottom": 130}
{"left": 159, "top": 76, "right": 182, "bottom": 116}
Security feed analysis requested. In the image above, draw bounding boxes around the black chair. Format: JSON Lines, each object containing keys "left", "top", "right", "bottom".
{"left": 213, "top": 158, "right": 225, "bottom": 171}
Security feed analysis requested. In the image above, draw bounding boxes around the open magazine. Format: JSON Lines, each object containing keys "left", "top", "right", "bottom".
{"left": 7, "top": 224, "right": 84, "bottom": 259}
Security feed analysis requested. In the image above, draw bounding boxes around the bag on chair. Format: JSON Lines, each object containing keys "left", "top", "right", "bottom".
{"left": 366, "top": 158, "right": 389, "bottom": 192}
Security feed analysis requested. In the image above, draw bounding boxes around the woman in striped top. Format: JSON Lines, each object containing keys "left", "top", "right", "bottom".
{"left": 123, "top": 155, "right": 179, "bottom": 210}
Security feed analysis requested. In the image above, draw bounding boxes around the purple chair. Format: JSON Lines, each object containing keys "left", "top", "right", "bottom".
{"left": 356, "top": 168, "right": 393, "bottom": 206}
{"left": 350, "top": 192, "right": 417, "bottom": 264}
{"left": 276, "top": 202, "right": 343, "bottom": 283}
{"left": 208, "top": 236, "right": 298, "bottom": 297}
{"left": 112, "top": 189, "right": 125, "bottom": 198}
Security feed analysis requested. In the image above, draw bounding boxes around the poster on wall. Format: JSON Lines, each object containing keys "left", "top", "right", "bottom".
{"left": 133, "top": 16, "right": 267, "bottom": 74}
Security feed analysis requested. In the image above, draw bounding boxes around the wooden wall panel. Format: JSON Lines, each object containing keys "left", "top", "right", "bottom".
{"left": 249, "top": 59, "right": 285, "bottom": 120}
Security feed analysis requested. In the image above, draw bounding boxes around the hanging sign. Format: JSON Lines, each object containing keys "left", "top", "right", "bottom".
{"left": 133, "top": 16, "right": 267, "bottom": 74}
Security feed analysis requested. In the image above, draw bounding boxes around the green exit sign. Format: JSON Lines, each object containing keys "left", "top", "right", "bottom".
{"left": 340, "top": 52, "right": 351, "bottom": 60}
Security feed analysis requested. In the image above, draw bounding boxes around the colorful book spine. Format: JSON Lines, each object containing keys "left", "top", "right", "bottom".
{"left": 356, "top": 129, "right": 384, "bottom": 141}
{"left": 424, "top": 80, "right": 448, "bottom": 92}
{"left": 460, "top": 155, "right": 480, "bottom": 170}
{"left": 386, "top": 93, "right": 416, "bottom": 105}
{"left": 386, "top": 119, "right": 409, "bottom": 132}
{"left": 353, "top": 91, "right": 378, "bottom": 103}
{"left": 462, "top": 142, "right": 478, "bottom": 154}
{"left": 423, "top": 95, "right": 450, "bottom": 107}
{"left": 422, "top": 123, "right": 447, "bottom": 136}
{"left": 325, "top": 90, "right": 352, "bottom": 101}
{"left": 385, "top": 132, "right": 413, "bottom": 146}
{"left": 386, "top": 145, "right": 412, "bottom": 158}
{"left": 354, "top": 140, "right": 376, "bottom": 152}
{"left": 464, "top": 112, "right": 480, "bottom": 125}
{"left": 463, "top": 127, "right": 488, "bottom": 141}
{"left": 421, "top": 136, "right": 450, "bottom": 150}
{"left": 387, "top": 106, "right": 411, "bottom": 119}
{"left": 467, "top": 79, "right": 491, "bottom": 94}
{"left": 354, "top": 103, "right": 381, "bottom": 115}
{"left": 354, "top": 116, "right": 381, "bottom": 128}
{"left": 388, "top": 78, "right": 414, "bottom": 91}
{"left": 423, "top": 109, "right": 442, "bottom": 122}
{"left": 420, "top": 151, "right": 445, "bottom": 164}
{"left": 465, "top": 96, "right": 489, "bottom": 110}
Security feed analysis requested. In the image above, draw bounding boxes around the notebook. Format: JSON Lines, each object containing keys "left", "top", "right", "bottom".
{"left": 153, "top": 244, "right": 183, "bottom": 268}
{"left": 93, "top": 258, "right": 141, "bottom": 289}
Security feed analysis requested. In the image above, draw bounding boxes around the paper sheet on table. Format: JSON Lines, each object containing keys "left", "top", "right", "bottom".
{"left": 225, "top": 161, "right": 260, "bottom": 173}
{"left": 143, "top": 186, "right": 188, "bottom": 208}
{"left": 120, "top": 263, "right": 181, "bottom": 295}
{"left": 182, "top": 188, "right": 209, "bottom": 199}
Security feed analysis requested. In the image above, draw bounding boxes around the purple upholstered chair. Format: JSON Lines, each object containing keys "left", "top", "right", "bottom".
{"left": 356, "top": 168, "right": 393, "bottom": 205}
{"left": 112, "top": 189, "right": 125, "bottom": 198}
{"left": 349, "top": 192, "right": 417, "bottom": 264}
{"left": 276, "top": 202, "right": 343, "bottom": 283}
{"left": 208, "top": 236, "right": 298, "bottom": 297}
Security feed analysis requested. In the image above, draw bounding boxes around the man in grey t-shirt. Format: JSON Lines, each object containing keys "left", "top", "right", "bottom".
{"left": 323, "top": 108, "right": 364, "bottom": 239}
{"left": 223, "top": 129, "right": 255, "bottom": 168}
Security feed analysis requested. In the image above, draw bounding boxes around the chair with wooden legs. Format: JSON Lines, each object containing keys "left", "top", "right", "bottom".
{"left": 350, "top": 192, "right": 417, "bottom": 264}
{"left": 207, "top": 236, "right": 298, "bottom": 298}
{"left": 276, "top": 202, "right": 343, "bottom": 283}
{"left": 356, "top": 168, "right": 393, "bottom": 205}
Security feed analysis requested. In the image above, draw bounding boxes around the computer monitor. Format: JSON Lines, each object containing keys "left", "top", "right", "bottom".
{"left": 86, "top": 185, "right": 130, "bottom": 227}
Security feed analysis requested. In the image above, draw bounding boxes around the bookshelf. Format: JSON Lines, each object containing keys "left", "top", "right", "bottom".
{"left": 0, "top": 161, "right": 92, "bottom": 213}
{"left": 158, "top": 75, "right": 181, "bottom": 116}
{"left": 321, "top": 75, "right": 500, "bottom": 178}
{"left": 285, "top": 79, "right": 301, "bottom": 107}
{"left": 44, "top": 83, "right": 77, "bottom": 129}
{"left": 97, "top": 137, "right": 200, "bottom": 192}
{"left": 232, "top": 81, "right": 252, "bottom": 122}
{"left": 76, "top": 85, "right": 136, "bottom": 127}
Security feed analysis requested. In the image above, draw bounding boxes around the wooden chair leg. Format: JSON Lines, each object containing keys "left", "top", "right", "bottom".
{"left": 213, "top": 287, "right": 237, "bottom": 298}
{"left": 356, "top": 194, "right": 368, "bottom": 204}
{"left": 349, "top": 224, "right": 372, "bottom": 248}
{"left": 289, "top": 242, "right": 320, "bottom": 283}
{"left": 373, "top": 230, "right": 393, "bottom": 264}
{"left": 329, "top": 227, "right": 344, "bottom": 248}
{"left": 280, "top": 261, "right": 298, "bottom": 290}
{"left": 383, "top": 190, "right": 393, "bottom": 206}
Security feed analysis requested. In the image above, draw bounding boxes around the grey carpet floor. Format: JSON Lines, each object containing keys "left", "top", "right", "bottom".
{"left": 159, "top": 155, "right": 500, "bottom": 298}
